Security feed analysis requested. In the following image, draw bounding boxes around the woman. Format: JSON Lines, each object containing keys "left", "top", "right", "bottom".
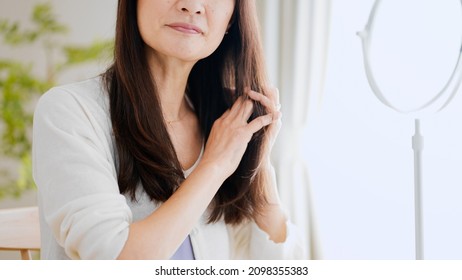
{"left": 33, "top": 0, "right": 306, "bottom": 259}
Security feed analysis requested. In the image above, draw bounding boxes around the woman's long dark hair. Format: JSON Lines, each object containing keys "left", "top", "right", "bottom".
{"left": 104, "top": 0, "right": 270, "bottom": 224}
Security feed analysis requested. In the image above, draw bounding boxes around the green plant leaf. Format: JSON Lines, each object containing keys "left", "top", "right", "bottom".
{"left": 0, "top": 2, "right": 113, "bottom": 200}
{"left": 60, "top": 39, "right": 113, "bottom": 69}
{"left": 32, "top": 3, "right": 67, "bottom": 35}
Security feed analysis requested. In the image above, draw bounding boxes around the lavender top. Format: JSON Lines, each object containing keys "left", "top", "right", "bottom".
{"left": 170, "top": 235, "right": 195, "bottom": 260}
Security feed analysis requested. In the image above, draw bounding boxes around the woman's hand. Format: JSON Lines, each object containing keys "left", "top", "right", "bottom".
{"left": 199, "top": 89, "right": 281, "bottom": 181}
{"left": 247, "top": 87, "right": 284, "bottom": 202}
{"left": 246, "top": 87, "right": 287, "bottom": 243}
{"left": 247, "top": 86, "right": 282, "bottom": 162}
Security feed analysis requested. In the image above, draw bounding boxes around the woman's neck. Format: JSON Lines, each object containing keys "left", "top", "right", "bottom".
{"left": 148, "top": 52, "right": 196, "bottom": 121}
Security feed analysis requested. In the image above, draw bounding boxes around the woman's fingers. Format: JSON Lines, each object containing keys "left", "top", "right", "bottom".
{"left": 247, "top": 88, "right": 281, "bottom": 113}
{"left": 263, "top": 86, "right": 280, "bottom": 106}
{"left": 269, "top": 86, "right": 280, "bottom": 107}
{"left": 247, "top": 113, "right": 280, "bottom": 134}
{"left": 228, "top": 87, "right": 281, "bottom": 124}
{"left": 245, "top": 87, "right": 282, "bottom": 157}
{"left": 227, "top": 96, "right": 254, "bottom": 122}
{"left": 226, "top": 88, "right": 282, "bottom": 130}
{"left": 247, "top": 90, "right": 275, "bottom": 111}
{"left": 241, "top": 99, "right": 254, "bottom": 121}
{"left": 202, "top": 88, "right": 282, "bottom": 179}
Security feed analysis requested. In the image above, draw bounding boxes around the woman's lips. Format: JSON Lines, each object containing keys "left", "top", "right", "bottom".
{"left": 167, "top": 23, "right": 203, "bottom": 34}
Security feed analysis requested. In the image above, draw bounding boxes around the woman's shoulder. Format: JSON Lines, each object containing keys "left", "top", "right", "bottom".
{"left": 38, "top": 76, "right": 108, "bottom": 109}
{"left": 34, "top": 76, "right": 113, "bottom": 141}
{"left": 35, "top": 76, "right": 110, "bottom": 122}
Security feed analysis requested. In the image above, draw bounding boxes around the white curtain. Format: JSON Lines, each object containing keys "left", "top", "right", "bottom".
{"left": 256, "top": 0, "right": 332, "bottom": 259}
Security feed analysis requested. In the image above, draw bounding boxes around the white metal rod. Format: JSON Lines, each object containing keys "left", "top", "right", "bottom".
{"left": 412, "top": 119, "right": 424, "bottom": 260}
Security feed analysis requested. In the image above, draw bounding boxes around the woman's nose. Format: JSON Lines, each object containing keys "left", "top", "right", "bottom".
{"left": 176, "top": 0, "right": 205, "bottom": 15}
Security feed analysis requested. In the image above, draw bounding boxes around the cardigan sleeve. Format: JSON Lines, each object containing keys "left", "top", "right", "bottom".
{"left": 248, "top": 220, "right": 307, "bottom": 259}
{"left": 228, "top": 218, "right": 307, "bottom": 259}
{"left": 32, "top": 86, "right": 132, "bottom": 259}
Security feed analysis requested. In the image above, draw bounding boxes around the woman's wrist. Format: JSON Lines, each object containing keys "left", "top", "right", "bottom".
{"left": 194, "top": 159, "right": 228, "bottom": 187}
{"left": 259, "top": 160, "right": 283, "bottom": 205}
{"left": 254, "top": 202, "right": 288, "bottom": 243}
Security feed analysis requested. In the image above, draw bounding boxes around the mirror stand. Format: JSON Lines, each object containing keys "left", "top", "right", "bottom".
{"left": 358, "top": 0, "right": 462, "bottom": 260}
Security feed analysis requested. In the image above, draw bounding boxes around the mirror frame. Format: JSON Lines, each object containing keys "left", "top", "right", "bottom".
{"left": 357, "top": 0, "right": 462, "bottom": 113}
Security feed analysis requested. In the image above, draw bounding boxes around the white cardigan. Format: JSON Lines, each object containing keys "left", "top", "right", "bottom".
{"left": 32, "top": 77, "right": 307, "bottom": 260}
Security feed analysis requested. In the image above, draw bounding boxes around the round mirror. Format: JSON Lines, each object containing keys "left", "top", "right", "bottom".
{"left": 358, "top": 0, "right": 462, "bottom": 113}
